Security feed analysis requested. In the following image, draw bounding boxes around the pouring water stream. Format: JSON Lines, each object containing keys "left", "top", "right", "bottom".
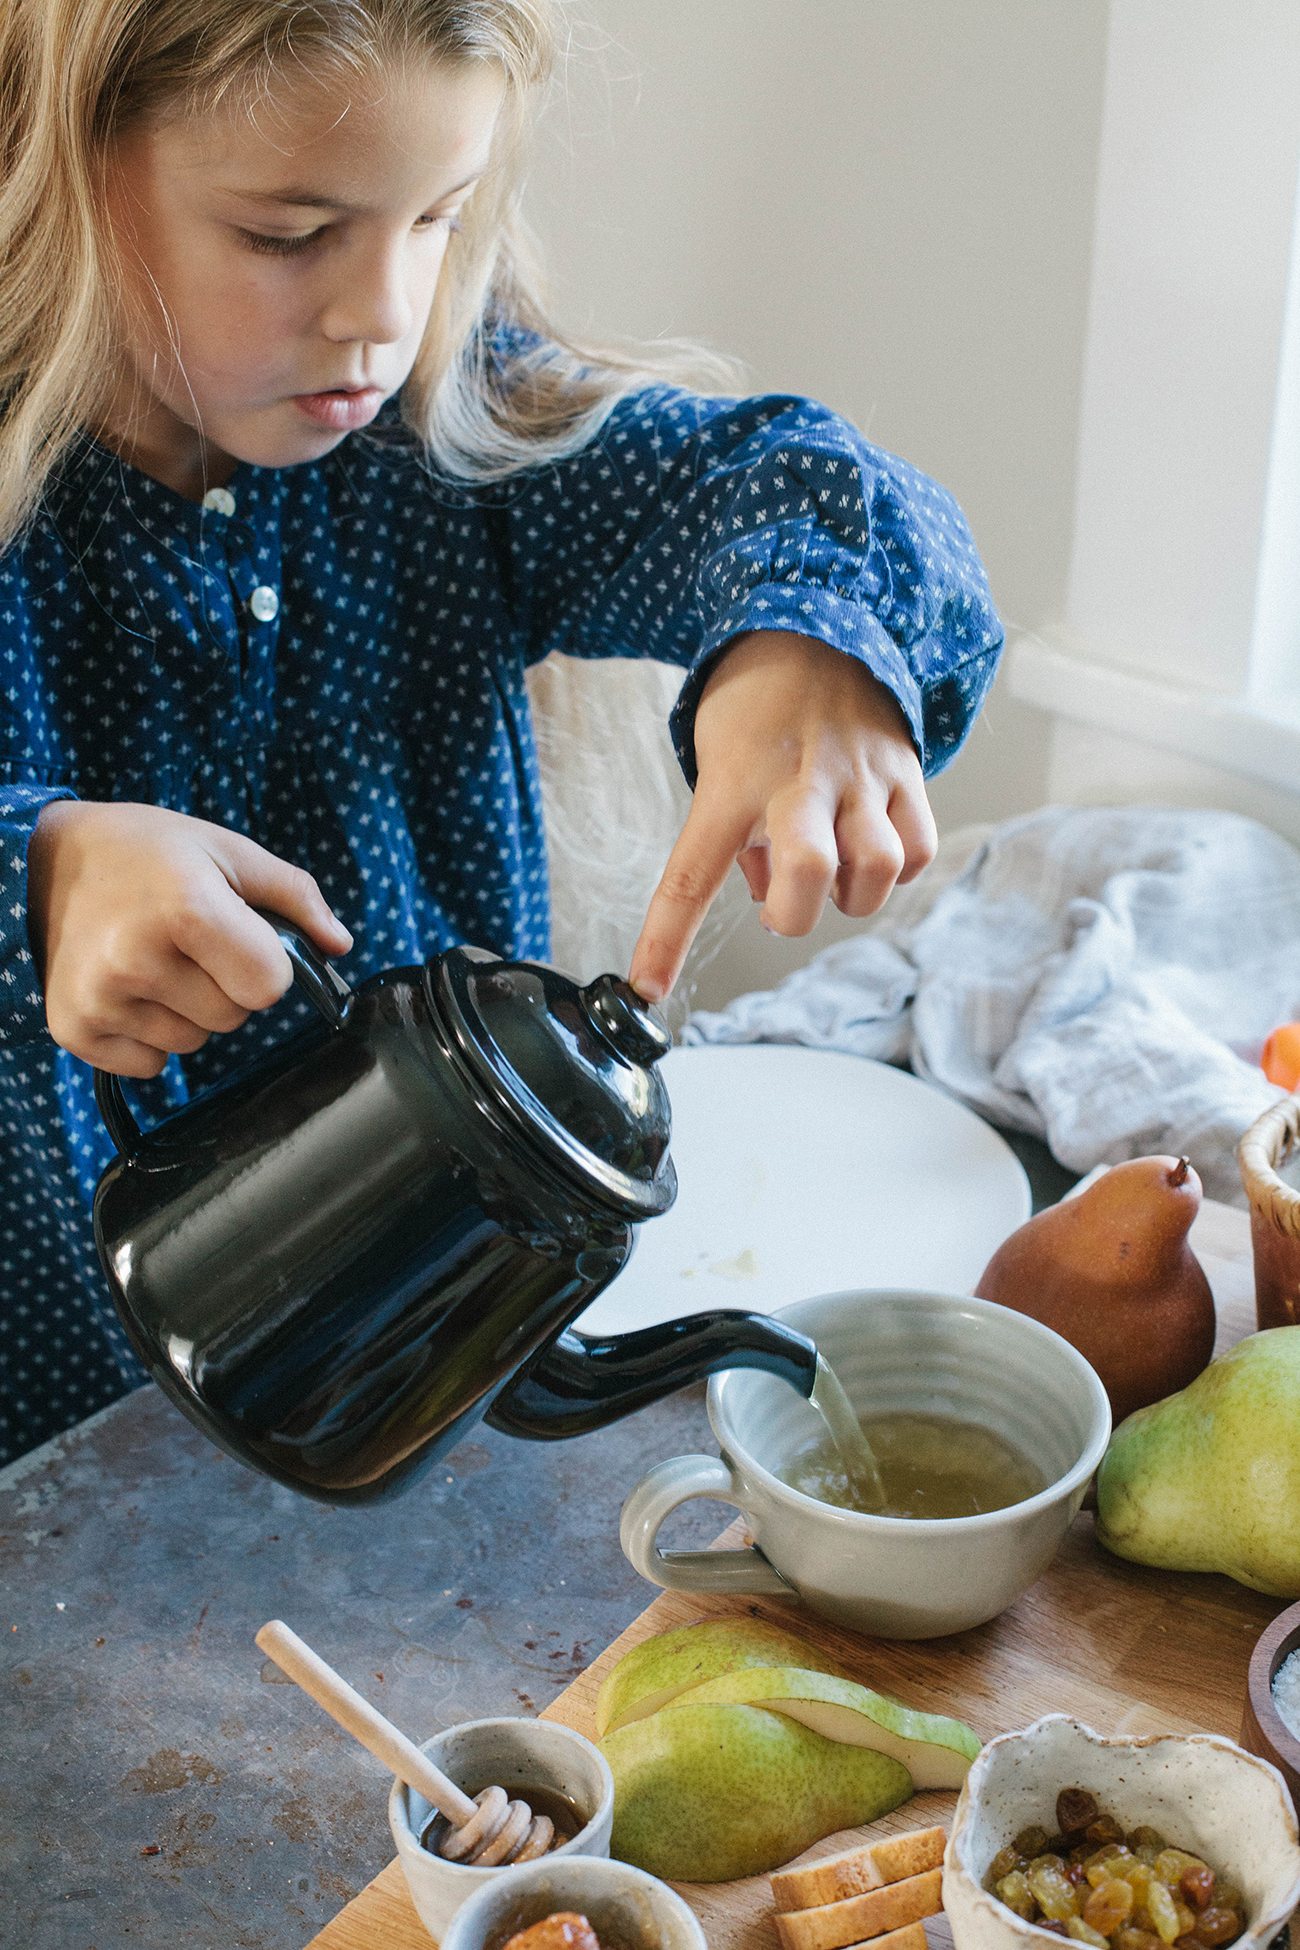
{"left": 808, "top": 1354, "right": 886, "bottom": 1513}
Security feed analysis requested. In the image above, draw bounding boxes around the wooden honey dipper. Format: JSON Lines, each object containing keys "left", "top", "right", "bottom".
{"left": 255, "top": 1620, "right": 557, "bottom": 1865}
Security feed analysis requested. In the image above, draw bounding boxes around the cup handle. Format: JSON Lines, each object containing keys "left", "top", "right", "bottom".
{"left": 619, "top": 1455, "right": 795, "bottom": 1596}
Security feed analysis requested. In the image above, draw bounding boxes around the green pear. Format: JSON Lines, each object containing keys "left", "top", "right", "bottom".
{"left": 671, "top": 1665, "right": 980, "bottom": 1788}
{"left": 1096, "top": 1327, "right": 1300, "bottom": 1596}
{"left": 601, "top": 1701, "right": 912, "bottom": 1882}
{"left": 595, "top": 1616, "right": 850, "bottom": 1738}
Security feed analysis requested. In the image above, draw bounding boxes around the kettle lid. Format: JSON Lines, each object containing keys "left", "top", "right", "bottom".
{"left": 432, "top": 948, "right": 677, "bottom": 1222}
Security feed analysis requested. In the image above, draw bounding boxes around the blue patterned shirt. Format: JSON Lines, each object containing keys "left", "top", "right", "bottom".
{"left": 0, "top": 380, "right": 1002, "bottom": 1463}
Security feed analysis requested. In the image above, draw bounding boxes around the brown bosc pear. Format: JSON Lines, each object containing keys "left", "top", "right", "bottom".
{"left": 974, "top": 1156, "right": 1216, "bottom": 1425}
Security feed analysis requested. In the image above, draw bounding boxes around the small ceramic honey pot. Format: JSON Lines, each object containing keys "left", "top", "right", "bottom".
{"left": 1239, "top": 1096, "right": 1300, "bottom": 1330}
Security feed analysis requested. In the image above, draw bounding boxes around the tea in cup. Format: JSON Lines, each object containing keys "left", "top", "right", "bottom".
{"left": 619, "top": 1289, "right": 1111, "bottom": 1639}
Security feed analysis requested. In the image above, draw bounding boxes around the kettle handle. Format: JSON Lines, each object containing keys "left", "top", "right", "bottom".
{"left": 257, "top": 912, "right": 354, "bottom": 1034}
{"left": 93, "top": 910, "right": 354, "bottom": 1158}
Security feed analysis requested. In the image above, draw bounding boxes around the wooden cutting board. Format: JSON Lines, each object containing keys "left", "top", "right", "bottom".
{"left": 306, "top": 1199, "right": 1283, "bottom": 1950}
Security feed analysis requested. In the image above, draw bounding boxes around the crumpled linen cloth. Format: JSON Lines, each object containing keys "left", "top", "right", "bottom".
{"left": 683, "top": 805, "right": 1300, "bottom": 1202}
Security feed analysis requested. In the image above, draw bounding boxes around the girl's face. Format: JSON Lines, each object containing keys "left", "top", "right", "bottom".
{"left": 105, "top": 59, "right": 504, "bottom": 496}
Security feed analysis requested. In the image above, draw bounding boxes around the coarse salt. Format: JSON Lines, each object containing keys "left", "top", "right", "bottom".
{"left": 1271, "top": 1646, "right": 1300, "bottom": 1741}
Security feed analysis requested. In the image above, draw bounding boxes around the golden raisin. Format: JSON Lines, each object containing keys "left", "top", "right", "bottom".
{"left": 1085, "top": 1846, "right": 1131, "bottom": 1886}
{"left": 1116, "top": 1932, "right": 1163, "bottom": 1950}
{"left": 1029, "top": 1863, "right": 1082, "bottom": 1922}
{"left": 1128, "top": 1830, "right": 1169, "bottom": 1855}
{"left": 1068, "top": 1920, "right": 1110, "bottom": 1947}
{"left": 1147, "top": 1882, "right": 1181, "bottom": 1944}
{"left": 1155, "top": 1852, "right": 1206, "bottom": 1886}
{"left": 1084, "top": 1880, "right": 1135, "bottom": 1936}
{"left": 1193, "top": 1909, "right": 1242, "bottom": 1948}
{"left": 988, "top": 1846, "right": 1023, "bottom": 1883}
{"left": 996, "top": 1871, "right": 1036, "bottom": 1921}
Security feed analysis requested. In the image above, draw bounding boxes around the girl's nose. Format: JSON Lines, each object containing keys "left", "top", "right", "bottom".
{"left": 320, "top": 241, "right": 414, "bottom": 348}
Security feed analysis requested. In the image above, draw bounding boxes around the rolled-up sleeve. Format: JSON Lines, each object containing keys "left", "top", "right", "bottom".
{"left": 0, "top": 779, "right": 73, "bottom": 1046}
{"left": 508, "top": 385, "right": 1004, "bottom": 784}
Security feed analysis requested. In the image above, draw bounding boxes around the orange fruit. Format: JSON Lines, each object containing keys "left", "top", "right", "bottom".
{"left": 1262, "top": 1022, "right": 1300, "bottom": 1091}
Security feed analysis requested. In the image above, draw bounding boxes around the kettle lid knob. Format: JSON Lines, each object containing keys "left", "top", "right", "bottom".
{"left": 579, "top": 974, "right": 672, "bottom": 1068}
{"left": 432, "top": 948, "right": 676, "bottom": 1221}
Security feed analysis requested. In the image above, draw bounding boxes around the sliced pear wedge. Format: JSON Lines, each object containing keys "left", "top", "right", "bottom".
{"left": 670, "top": 1664, "right": 981, "bottom": 1788}
{"left": 595, "top": 1616, "right": 849, "bottom": 1738}
{"left": 601, "top": 1701, "right": 913, "bottom": 1882}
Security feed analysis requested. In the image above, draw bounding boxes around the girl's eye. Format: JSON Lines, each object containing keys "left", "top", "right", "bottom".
{"left": 238, "top": 228, "right": 321, "bottom": 258}
{"left": 237, "top": 214, "right": 461, "bottom": 257}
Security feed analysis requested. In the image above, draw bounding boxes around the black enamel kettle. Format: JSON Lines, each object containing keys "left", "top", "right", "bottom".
{"left": 92, "top": 927, "right": 817, "bottom": 1503}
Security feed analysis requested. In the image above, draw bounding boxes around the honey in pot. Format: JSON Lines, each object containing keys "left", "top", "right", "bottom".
{"left": 421, "top": 1782, "right": 586, "bottom": 1857}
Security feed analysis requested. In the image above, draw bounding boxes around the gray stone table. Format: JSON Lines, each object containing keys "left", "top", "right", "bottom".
{"left": 1, "top": 1377, "right": 725, "bottom": 1950}
{"left": 1, "top": 1125, "right": 1067, "bottom": 1950}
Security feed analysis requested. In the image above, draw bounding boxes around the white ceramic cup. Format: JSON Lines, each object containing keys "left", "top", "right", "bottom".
{"left": 620, "top": 1289, "right": 1111, "bottom": 1639}
{"left": 388, "top": 1717, "right": 615, "bottom": 1941}
{"left": 439, "top": 1854, "right": 707, "bottom": 1950}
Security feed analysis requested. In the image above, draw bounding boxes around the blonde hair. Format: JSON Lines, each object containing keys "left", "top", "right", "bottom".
{"left": 0, "top": 0, "right": 719, "bottom": 549}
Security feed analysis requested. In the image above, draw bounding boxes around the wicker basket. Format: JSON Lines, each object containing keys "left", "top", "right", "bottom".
{"left": 1238, "top": 1096, "right": 1300, "bottom": 1330}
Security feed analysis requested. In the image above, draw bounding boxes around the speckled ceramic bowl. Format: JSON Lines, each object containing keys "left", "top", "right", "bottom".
{"left": 388, "top": 1718, "right": 615, "bottom": 1941}
{"left": 439, "top": 1854, "right": 707, "bottom": 1950}
{"left": 943, "top": 1715, "right": 1300, "bottom": 1950}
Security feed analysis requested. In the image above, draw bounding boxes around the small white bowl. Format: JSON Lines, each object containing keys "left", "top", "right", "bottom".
{"left": 388, "top": 1717, "right": 615, "bottom": 1941}
{"left": 943, "top": 1714, "right": 1300, "bottom": 1950}
{"left": 440, "top": 1853, "right": 707, "bottom": 1950}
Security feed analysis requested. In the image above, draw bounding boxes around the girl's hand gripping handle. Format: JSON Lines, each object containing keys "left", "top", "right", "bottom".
{"left": 27, "top": 800, "right": 351, "bottom": 1076}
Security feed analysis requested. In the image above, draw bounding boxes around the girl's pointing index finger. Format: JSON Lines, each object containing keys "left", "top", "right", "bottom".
{"left": 628, "top": 795, "right": 753, "bottom": 1003}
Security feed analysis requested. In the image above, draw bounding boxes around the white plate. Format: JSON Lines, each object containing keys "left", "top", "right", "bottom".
{"left": 573, "top": 1045, "right": 1031, "bottom": 1336}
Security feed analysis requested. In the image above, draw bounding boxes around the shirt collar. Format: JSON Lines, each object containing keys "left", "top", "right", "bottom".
{"left": 45, "top": 436, "right": 291, "bottom": 550}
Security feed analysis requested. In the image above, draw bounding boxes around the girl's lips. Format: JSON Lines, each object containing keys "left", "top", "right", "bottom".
{"left": 293, "top": 388, "right": 385, "bottom": 431}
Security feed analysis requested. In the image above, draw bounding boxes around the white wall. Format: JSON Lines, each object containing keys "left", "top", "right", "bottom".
{"left": 1063, "top": 0, "right": 1300, "bottom": 696}
{"left": 1010, "top": 2, "right": 1300, "bottom": 847}
{"left": 525, "top": 0, "right": 1111, "bottom": 1007}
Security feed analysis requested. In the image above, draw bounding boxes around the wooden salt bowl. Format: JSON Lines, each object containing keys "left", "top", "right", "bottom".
{"left": 1241, "top": 1599, "right": 1300, "bottom": 1813}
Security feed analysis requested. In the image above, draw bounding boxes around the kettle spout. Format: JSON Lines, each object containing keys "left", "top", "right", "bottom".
{"left": 483, "top": 1310, "right": 818, "bottom": 1441}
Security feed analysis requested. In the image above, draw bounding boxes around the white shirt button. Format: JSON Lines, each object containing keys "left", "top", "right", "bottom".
{"left": 201, "top": 487, "right": 237, "bottom": 516}
{"left": 248, "top": 586, "right": 279, "bottom": 623}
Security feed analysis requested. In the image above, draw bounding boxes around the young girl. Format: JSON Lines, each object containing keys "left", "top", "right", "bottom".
{"left": 0, "top": 0, "right": 1003, "bottom": 1465}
